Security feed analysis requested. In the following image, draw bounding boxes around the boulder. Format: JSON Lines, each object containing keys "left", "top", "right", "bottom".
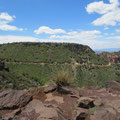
{"left": 104, "top": 107, "right": 116, "bottom": 116}
{"left": 105, "top": 100, "right": 120, "bottom": 113}
{"left": 57, "top": 86, "right": 79, "bottom": 95}
{"left": 90, "top": 109, "right": 118, "bottom": 120}
{"left": 44, "top": 84, "right": 57, "bottom": 94}
{"left": 77, "top": 97, "right": 94, "bottom": 109}
{"left": 0, "top": 90, "right": 32, "bottom": 110}
{"left": 106, "top": 81, "right": 120, "bottom": 91}
{"left": 93, "top": 99, "right": 103, "bottom": 107}
{"left": 45, "top": 93, "right": 64, "bottom": 104}
{"left": 73, "top": 108, "right": 88, "bottom": 120}
{"left": 2, "top": 109, "right": 21, "bottom": 120}
{"left": 14, "top": 99, "right": 66, "bottom": 120}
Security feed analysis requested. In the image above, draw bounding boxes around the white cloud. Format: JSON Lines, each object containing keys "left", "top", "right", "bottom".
{"left": 0, "top": 12, "right": 15, "bottom": 21}
{"left": 109, "top": 36, "right": 120, "bottom": 39}
{"left": 0, "top": 35, "right": 38, "bottom": 44}
{"left": 86, "top": 0, "right": 120, "bottom": 26}
{"left": 34, "top": 26, "right": 66, "bottom": 34}
{"left": 115, "top": 29, "right": 120, "bottom": 33}
{"left": 0, "top": 24, "right": 23, "bottom": 31}
{"left": 0, "top": 12, "right": 23, "bottom": 31}
{"left": 48, "top": 30, "right": 103, "bottom": 49}
{"left": 0, "top": 33, "right": 120, "bottom": 49}
{"left": 50, "top": 30, "right": 101, "bottom": 40}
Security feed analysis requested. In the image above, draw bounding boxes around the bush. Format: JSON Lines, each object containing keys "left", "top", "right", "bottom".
{"left": 51, "top": 66, "right": 75, "bottom": 86}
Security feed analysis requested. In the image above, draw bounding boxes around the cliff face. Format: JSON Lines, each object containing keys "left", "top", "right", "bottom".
{"left": 107, "top": 55, "right": 120, "bottom": 64}
{"left": 99, "top": 51, "right": 120, "bottom": 64}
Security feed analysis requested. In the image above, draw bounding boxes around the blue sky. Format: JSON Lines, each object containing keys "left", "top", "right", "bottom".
{"left": 0, "top": 0, "right": 120, "bottom": 49}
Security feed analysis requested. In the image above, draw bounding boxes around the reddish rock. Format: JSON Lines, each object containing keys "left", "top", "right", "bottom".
{"left": 77, "top": 97, "right": 94, "bottom": 109}
{"left": 106, "top": 81, "right": 120, "bottom": 92}
{"left": 44, "top": 84, "right": 57, "bottom": 94}
{"left": 73, "top": 108, "right": 88, "bottom": 120}
{"left": 14, "top": 99, "right": 66, "bottom": 120}
{"left": 90, "top": 109, "right": 118, "bottom": 120}
{"left": 0, "top": 89, "right": 32, "bottom": 110}
{"left": 93, "top": 99, "right": 103, "bottom": 106}
{"left": 2, "top": 109, "right": 21, "bottom": 120}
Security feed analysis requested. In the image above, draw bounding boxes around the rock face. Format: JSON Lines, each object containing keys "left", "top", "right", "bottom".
{"left": 0, "top": 90, "right": 32, "bottom": 110}
{"left": 90, "top": 109, "right": 118, "bottom": 120}
{"left": 99, "top": 52, "right": 120, "bottom": 64}
{"left": 0, "top": 85, "right": 120, "bottom": 120}
{"left": 44, "top": 83, "right": 57, "bottom": 94}
{"left": 107, "top": 55, "right": 120, "bottom": 64}
{"left": 14, "top": 99, "right": 66, "bottom": 120}
{"left": 106, "top": 81, "right": 120, "bottom": 91}
{"left": 77, "top": 97, "right": 94, "bottom": 109}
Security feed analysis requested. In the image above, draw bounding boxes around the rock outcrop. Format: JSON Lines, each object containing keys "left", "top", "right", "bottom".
{"left": 0, "top": 89, "right": 32, "bottom": 110}
{"left": 106, "top": 81, "right": 120, "bottom": 91}
{"left": 0, "top": 85, "right": 120, "bottom": 120}
{"left": 14, "top": 99, "right": 66, "bottom": 120}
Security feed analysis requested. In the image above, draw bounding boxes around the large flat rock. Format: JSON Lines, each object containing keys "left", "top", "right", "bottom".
{"left": 0, "top": 89, "right": 32, "bottom": 110}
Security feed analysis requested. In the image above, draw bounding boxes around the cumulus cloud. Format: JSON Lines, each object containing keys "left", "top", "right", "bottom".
{"left": 109, "top": 36, "right": 120, "bottom": 39}
{"left": 115, "top": 29, "right": 120, "bottom": 33}
{"left": 0, "top": 35, "right": 38, "bottom": 44}
{"left": 48, "top": 30, "right": 103, "bottom": 49}
{"left": 34, "top": 26, "right": 66, "bottom": 34}
{"left": 0, "top": 33, "right": 120, "bottom": 49}
{"left": 0, "top": 12, "right": 15, "bottom": 21}
{"left": 86, "top": 0, "right": 120, "bottom": 26}
{"left": 50, "top": 30, "right": 101, "bottom": 40}
{"left": 39, "top": 35, "right": 120, "bottom": 49}
{"left": 0, "top": 12, "right": 23, "bottom": 31}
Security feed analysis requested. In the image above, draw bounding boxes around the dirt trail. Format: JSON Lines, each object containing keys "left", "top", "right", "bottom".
{"left": 6, "top": 61, "right": 111, "bottom": 67}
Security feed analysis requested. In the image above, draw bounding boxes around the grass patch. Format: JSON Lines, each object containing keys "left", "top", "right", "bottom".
{"left": 51, "top": 66, "right": 75, "bottom": 86}
{"left": 88, "top": 106, "right": 102, "bottom": 115}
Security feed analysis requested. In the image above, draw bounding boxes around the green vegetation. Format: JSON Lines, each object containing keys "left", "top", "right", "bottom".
{"left": 0, "top": 69, "right": 39, "bottom": 90}
{"left": 76, "top": 64, "right": 120, "bottom": 88}
{"left": 0, "top": 42, "right": 119, "bottom": 90}
{"left": 0, "top": 42, "right": 107, "bottom": 64}
{"left": 88, "top": 106, "right": 102, "bottom": 115}
{"left": 51, "top": 66, "right": 75, "bottom": 86}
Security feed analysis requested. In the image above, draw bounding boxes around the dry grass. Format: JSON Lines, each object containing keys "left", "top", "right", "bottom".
{"left": 51, "top": 67, "right": 75, "bottom": 86}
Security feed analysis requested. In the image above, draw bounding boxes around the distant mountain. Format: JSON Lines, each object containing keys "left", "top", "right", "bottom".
{"left": 94, "top": 48, "right": 120, "bottom": 53}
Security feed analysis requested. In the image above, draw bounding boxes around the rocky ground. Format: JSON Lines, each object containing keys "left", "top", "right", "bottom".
{"left": 0, "top": 81, "right": 120, "bottom": 120}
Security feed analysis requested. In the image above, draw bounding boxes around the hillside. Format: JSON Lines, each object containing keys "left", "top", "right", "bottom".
{"left": 0, "top": 42, "right": 107, "bottom": 64}
{"left": 0, "top": 60, "right": 39, "bottom": 90}
{"left": 99, "top": 51, "right": 120, "bottom": 64}
{"left": 0, "top": 42, "right": 120, "bottom": 89}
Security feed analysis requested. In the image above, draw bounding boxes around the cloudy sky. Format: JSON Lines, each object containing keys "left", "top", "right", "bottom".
{"left": 0, "top": 0, "right": 120, "bottom": 49}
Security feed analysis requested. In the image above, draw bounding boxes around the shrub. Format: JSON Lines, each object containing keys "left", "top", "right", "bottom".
{"left": 51, "top": 66, "right": 75, "bottom": 86}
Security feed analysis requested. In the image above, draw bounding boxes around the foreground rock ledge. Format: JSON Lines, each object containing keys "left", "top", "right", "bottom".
{"left": 0, "top": 84, "right": 120, "bottom": 120}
